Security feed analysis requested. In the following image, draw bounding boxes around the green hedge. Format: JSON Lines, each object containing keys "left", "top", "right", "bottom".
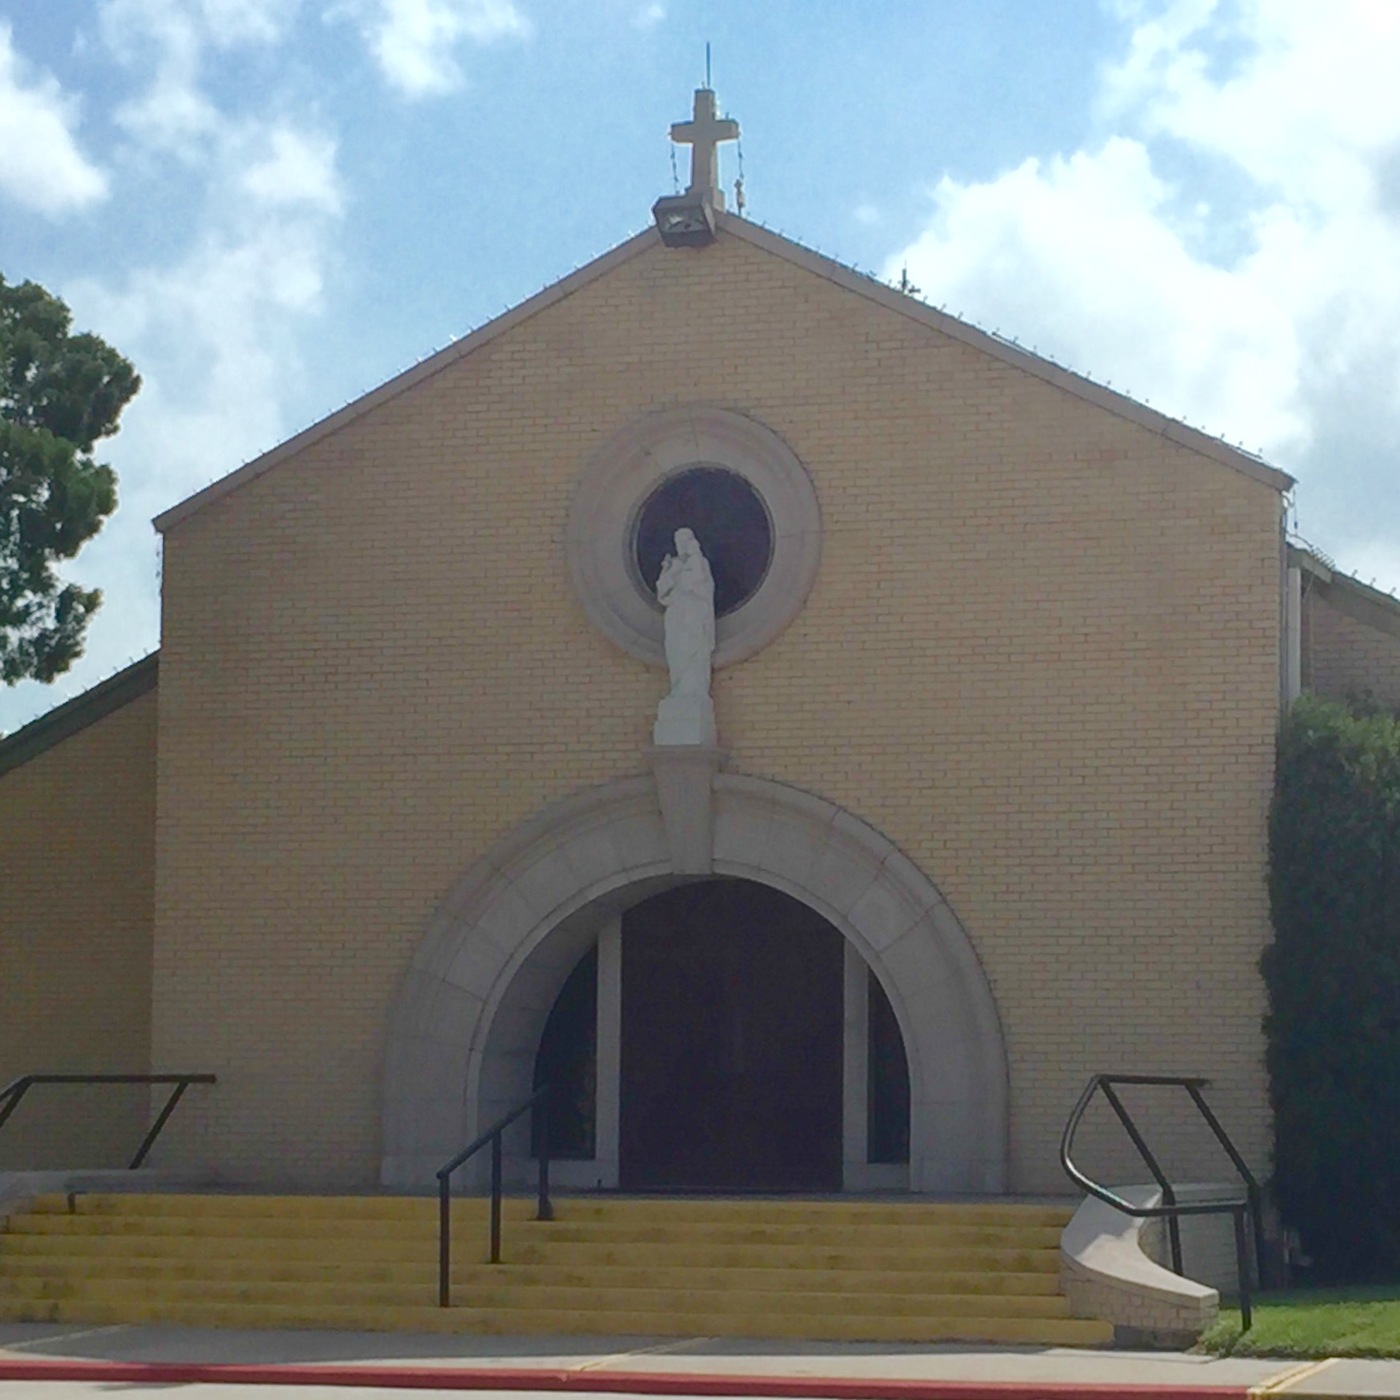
{"left": 1265, "top": 695, "right": 1400, "bottom": 1282}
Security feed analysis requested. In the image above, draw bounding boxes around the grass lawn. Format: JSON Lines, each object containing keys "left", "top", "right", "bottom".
{"left": 1201, "top": 1287, "right": 1400, "bottom": 1358}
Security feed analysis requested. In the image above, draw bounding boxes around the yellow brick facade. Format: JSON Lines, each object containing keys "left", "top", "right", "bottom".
{"left": 0, "top": 684, "right": 156, "bottom": 1171}
{"left": 147, "top": 227, "right": 1285, "bottom": 1192}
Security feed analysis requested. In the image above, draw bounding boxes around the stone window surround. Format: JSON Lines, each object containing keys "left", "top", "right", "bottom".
{"left": 566, "top": 405, "right": 822, "bottom": 668}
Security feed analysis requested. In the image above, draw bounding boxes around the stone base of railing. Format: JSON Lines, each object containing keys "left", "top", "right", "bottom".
{"left": 1060, "top": 1184, "right": 1225, "bottom": 1348}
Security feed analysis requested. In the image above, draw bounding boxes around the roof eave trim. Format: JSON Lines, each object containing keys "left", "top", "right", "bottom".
{"left": 1288, "top": 544, "right": 1333, "bottom": 582}
{"left": 719, "top": 215, "right": 1295, "bottom": 495}
{"left": 154, "top": 226, "right": 662, "bottom": 533}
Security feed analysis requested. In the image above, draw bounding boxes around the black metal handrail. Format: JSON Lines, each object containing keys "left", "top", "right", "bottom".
{"left": 1060, "top": 1073, "right": 1264, "bottom": 1331}
{"left": 436, "top": 1085, "right": 552, "bottom": 1308}
{"left": 0, "top": 1074, "right": 216, "bottom": 1170}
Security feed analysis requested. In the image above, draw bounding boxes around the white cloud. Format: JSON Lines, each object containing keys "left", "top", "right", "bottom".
{"left": 71, "top": 118, "right": 345, "bottom": 502}
{"left": 0, "top": 22, "right": 108, "bottom": 215}
{"left": 1106, "top": 0, "right": 1400, "bottom": 205}
{"left": 0, "top": 96, "right": 345, "bottom": 733}
{"left": 2, "top": 120, "right": 346, "bottom": 732}
{"left": 195, "top": 0, "right": 298, "bottom": 46}
{"left": 241, "top": 128, "right": 344, "bottom": 213}
{"left": 895, "top": 138, "right": 1305, "bottom": 456}
{"left": 634, "top": 3, "right": 666, "bottom": 28}
{"left": 98, "top": 0, "right": 295, "bottom": 157}
{"left": 75, "top": 225, "right": 332, "bottom": 494}
{"left": 333, "top": 0, "right": 530, "bottom": 98}
{"left": 888, "top": 0, "right": 1400, "bottom": 588}
{"left": 101, "top": 0, "right": 298, "bottom": 53}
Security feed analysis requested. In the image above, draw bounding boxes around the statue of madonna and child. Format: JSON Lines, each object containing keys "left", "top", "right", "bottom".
{"left": 653, "top": 526, "right": 717, "bottom": 745}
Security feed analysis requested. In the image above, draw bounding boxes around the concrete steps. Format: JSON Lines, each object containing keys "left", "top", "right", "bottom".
{"left": 0, "top": 1192, "right": 1112, "bottom": 1345}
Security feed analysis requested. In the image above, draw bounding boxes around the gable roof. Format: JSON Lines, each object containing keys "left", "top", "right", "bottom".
{"left": 154, "top": 214, "right": 1293, "bottom": 533}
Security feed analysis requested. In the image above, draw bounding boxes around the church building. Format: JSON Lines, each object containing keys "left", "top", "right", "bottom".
{"left": 5, "top": 90, "right": 1400, "bottom": 1234}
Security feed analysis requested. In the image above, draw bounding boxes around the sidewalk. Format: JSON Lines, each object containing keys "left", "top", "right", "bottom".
{"left": 4, "top": 1324, "right": 1400, "bottom": 1400}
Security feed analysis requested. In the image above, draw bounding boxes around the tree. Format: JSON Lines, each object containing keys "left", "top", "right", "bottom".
{"left": 1265, "top": 694, "right": 1400, "bottom": 1281}
{"left": 1, "top": 274, "right": 139, "bottom": 684}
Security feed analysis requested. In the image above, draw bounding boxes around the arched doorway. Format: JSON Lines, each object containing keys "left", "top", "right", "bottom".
{"left": 381, "top": 774, "right": 1008, "bottom": 1194}
{"left": 531, "top": 878, "right": 910, "bottom": 1193}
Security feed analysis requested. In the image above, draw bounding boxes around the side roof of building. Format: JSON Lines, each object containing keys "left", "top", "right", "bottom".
{"left": 1293, "top": 545, "right": 1400, "bottom": 642}
{"left": 0, "top": 653, "right": 159, "bottom": 779}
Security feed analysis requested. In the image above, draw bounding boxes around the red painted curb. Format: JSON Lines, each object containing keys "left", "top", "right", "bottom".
{"left": 0, "top": 1358, "right": 1251, "bottom": 1398}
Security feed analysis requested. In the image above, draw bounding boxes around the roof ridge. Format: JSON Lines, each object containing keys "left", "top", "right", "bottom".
{"left": 718, "top": 214, "right": 1292, "bottom": 494}
{"left": 154, "top": 227, "right": 661, "bottom": 533}
{"left": 154, "top": 212, "right": 1292, "bottom": 535}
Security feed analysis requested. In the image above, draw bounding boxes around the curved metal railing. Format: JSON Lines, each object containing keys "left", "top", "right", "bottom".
{"left": 1060, "top": 1073, "right": 1263, "bottom": 1331}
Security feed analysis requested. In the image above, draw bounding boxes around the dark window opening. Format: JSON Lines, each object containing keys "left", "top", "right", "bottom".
{"left": 633, "top": 465, "right": 773, "bottom": 618}
{"left": 867, "top": 972, "right": 911, "bottom": 1164}
{"left": 532, "top": 946, "right": 597, "bottom": 1159}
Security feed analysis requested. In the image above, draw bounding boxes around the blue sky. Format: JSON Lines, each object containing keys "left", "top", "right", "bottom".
{"left": 3, "top": 0, "right": 1399, "bottom": 730}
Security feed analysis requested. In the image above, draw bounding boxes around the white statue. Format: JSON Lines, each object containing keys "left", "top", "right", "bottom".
{"left": 656, "top": 527, "right": 715, "bottom": 700}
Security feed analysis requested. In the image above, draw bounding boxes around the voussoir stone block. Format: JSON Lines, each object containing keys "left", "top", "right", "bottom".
{"left": 471, "top": 883, "right": 541, "bottom": 958}
{"left": 807, "top": 835, "right": 883, "bottom": 919}
{"left": 651, "top": 742, "right": 721, "bottom": 874}
{"left": 712, "top": 791, "right": 774, "bottom": 870}
{"left": 563, "top": 818, "right": 626, "bottom": 890}
{"left": 505, "top": 846, "right": 585, "bottom": 924}
{"left": 605, "top": 807, "right": 670, "bottom": 873}
{"left": 847, "top": 872, "right": 924, "bottom": 952}
{"left": 759, "top": 810, "right": 829, "bottom": 890}
{"left": 419, "top": 982, "right": 485, "bottom": 1043}
{"left": 445, "top": 929, "right": 512, "bottom": 995}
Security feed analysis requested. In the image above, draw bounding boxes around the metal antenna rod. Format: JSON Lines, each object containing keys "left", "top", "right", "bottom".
{"left": 706, "top": 42, "right": 711, "bottom": 88}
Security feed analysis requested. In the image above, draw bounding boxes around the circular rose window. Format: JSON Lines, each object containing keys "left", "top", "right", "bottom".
{"left": 632, "top": 466, "right": 773, "bottom": 619}
{"left": 567, "top": 406, "right": 821, "bottom": 669}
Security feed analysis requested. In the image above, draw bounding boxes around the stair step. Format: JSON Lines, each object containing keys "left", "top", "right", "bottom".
{"left": 2, "top": 1214, "right": 1061, "bottom": 1250}
{"left": 0, "top": 1193, "right": 1098, "bottom": 1346}
{"left": 23, "top": 1193, "right": 470, "bottom": 1221}
{"left": 0, "top": 1233, "right": 462, "bottom": 1263}
{"left": 0, "top": 1252, "right": 1063, "bottom": 1295}
{"left": 510, "top": 1222, "right": 1065, "bottom": 1249}
{"left": 35, "top": 1194, "right": 1074, "bottom": 1227}
{"left": 0, "top": 1296, "right": 1112, "bottom": 1346}
{"left": 0, "top": 1237, "right": 1057, "bottom": 1275}
{"left": 6, "top": 1214, "right": 452, "bottom": 1240}
{"left": 498, "top": 1241, "right": 1059, "bottom": 1272}
{"left": 0, "top": 1276, "right": 1072, "bottom": 1320}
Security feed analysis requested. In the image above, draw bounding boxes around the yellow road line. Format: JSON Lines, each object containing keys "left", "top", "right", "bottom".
{"left": 573, "top": 1336, "right": 715, "bottom": 1370}
{"left": 0, "top": 1323, "right": 131, "bottom": 1353}
{"left": 1250, "top": 1356, "right": 1341, "bottom": 1395}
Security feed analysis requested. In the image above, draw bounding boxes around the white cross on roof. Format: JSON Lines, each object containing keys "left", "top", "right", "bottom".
{"left": 670, "top": 88, "right": 739, "bottom": 203}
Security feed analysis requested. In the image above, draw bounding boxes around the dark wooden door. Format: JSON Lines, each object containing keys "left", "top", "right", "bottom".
{"left": 619, "top": 879, "right": 843, "bottom": 1191}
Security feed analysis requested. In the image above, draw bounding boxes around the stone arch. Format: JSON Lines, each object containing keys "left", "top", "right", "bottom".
{"left": 381, "top": 774, "right": 1009, "bottom": 1193}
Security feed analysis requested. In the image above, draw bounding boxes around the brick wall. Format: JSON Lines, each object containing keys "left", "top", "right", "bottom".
{"left": 0, "top": 687, "right": 156, "bottom": 1170}
{"left": 153, "top": 227, "right": 1283, "bottom": 1191}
